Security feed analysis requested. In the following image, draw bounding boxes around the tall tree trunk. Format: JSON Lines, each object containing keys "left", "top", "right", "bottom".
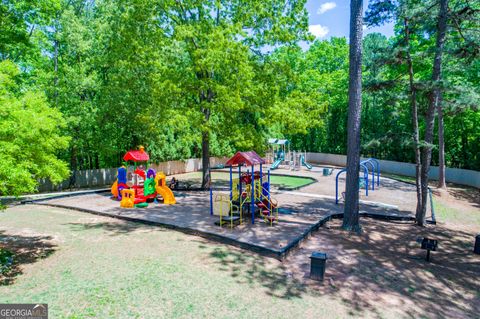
{"left": 437, "top": 95, "right": 446, "bottom": 188}
{"left": 69, "top": 145, "right": 78, "bottom": 189}
{"left": 342, "top": 0, "right": 363, "bottom": 232}
{"left": 201, "top": 105, "right": 211, "bottom": 189}
{"left": 417, "top": 0, "right": 448, "bottom": 226}
{"left": 404, "top": 18, "right": 423, "bottom": 218}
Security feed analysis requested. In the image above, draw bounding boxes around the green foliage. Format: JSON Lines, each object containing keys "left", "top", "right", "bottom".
{"left": 0, "top": 248, "right": 14, "bottom": 274}
{"left": 0, "top": 60, "right": 69, "bottom": 196}
{"left": 362, "top": 0, "right": 480, "bottom": 168}
{"left": 1, "top": 0, "right": 479, "bottom": 196}
{"left": 269, "top": 38, "right": 349, "bottom": 153}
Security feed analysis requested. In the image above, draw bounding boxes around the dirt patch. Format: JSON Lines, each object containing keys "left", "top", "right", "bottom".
{"left": 0, "top": 230, "right": 56, "bottom": 285}
{"left": 283, "top": 218, "right": 480, "bottom": 318}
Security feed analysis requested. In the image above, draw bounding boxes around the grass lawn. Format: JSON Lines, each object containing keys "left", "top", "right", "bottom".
{"left": 434, "top": 199, "right": 480, "bottom": 228}
{"left": 0, "top": 205, "right": 350, "bottom": 319}
{"left": 1, "top": 187, "right": 478, "bottom": 318}
{"left": 174, "top": 171, "right": 314, "bottom": 189}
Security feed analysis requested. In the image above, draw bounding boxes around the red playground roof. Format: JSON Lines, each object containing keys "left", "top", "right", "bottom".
{"left": 123, "top": 149, "right": 149, "bottom": 162}
{"left": 225, "top": 151, "right": 265, "bottom": 167}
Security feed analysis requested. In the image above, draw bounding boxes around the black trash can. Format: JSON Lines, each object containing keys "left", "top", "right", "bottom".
{"left": 310, "top": 252, "right": 327, "bottom": 281}
{"left": 474, "top": 234, "right": 480, "bottom": 255}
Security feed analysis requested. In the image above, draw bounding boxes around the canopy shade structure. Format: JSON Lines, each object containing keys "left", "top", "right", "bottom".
{"left": 225, "top": 151, "right": 265, "bottom": 167}
{"left": 123, "top": 148, "right": 150, "bottom": 162}
{"left": 268, "top": 138, "right": 289, "bottom": 145}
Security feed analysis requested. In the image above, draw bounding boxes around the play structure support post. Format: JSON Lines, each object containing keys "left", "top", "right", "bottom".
{"left": 229, "top": 166, "right": 233, "bottom": 200}
{"left": 267, "top": 169, "right": 271, "bottom": 211}
{"left": 335, "top": 169, "right": 345, "bottom": 205}
{"left": 372, "top": 158, "right": 380, "bottom": 186}
{"left": 268, "top": 170, "right": 271, "bottom": 204}
{"left": 361, "top": 160, "right": 375, "bottom": 191}
{"left": 209, "top": 188, "right": 213, "bottom": 215}
{"left": 238, "top": 165, "right": 242, "bottom": 196}
{"left": 360, "top": 163, "right": 369, "bottom": 197}
{"left": 251, "top": 165, "right": 255, "bottom": 224}
{"left": 335, "top": 166, "right": 369, "bottom": 204}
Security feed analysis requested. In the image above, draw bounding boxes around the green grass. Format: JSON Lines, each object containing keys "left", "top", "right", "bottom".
{"left": 433, "top": 198, "right": 480, "bottom": 228}
{"left": 0, "top": 205, "right": 363, "bottom": 319}
{"left": 182, "top": 171, "right": 313, "bottom": 189}
{"left": 382, "top": 173, "right": 416, "bottom": 184}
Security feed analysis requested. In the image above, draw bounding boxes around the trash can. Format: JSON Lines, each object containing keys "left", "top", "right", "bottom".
{"left": 323, "top": 168, "right": 332, "bottom": 176}
{"left": 475, "top": 234, "right": 480, "bottom": 254}
{"left": 310, "top": 252, "right": 327, "bottom": 281}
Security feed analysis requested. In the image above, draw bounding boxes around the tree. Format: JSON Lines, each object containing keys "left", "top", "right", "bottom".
{"left": 418, "top": 0, "right": 449, "bottom": 225}
{"left": 155, "top": 0, "right": 311, "bottom": 189}
{"left": 343, "top": 0, "right": 364, "bottom": 232}
{"left": 0, "top": 60, "right": 69, "bottom": 196}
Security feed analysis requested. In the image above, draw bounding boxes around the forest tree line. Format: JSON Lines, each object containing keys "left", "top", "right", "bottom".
{"left": 0, "top": 0, "right": 479, "bottom": 195}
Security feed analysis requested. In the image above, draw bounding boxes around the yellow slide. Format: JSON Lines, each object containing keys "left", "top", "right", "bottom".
{"left": 111, "top": 180, "right": 118, "bottom": 198}
{"left": 155, "top": 172, "right": 176, "bottom": 205}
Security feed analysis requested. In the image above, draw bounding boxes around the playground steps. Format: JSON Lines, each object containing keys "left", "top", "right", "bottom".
{"left": 256, "top": 200, "right": 277, "bottom": 209}
{"left": 214, "top": 215, "right": 241, "bottom": 227}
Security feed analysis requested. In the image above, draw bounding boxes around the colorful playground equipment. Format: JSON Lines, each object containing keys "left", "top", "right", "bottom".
{"left": 335, "top": 158, "right": 380, "bottom": 204}
{"left": 111, "top": 146, "right": 176, "bottom": 208}
{"left": 267, "top": 138, "right": 312, "bottom": 170}
{"left": 268, "top": 138, "right": 290, "bottom": 170}
{"left": 210, "top": 151, "right": 279, "bottom": 227}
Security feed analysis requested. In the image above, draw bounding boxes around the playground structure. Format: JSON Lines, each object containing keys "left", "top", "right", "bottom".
{"left": 267, "top": 138, "right": 312, "bottom": 171}
{"left": 110, "top": 146, "right": 176, "bottom": 208}
{"left": 335, "top": 158, "right": 380, "bottom": 204}
{"left": 210, "top": 151, "right": 279, "bottom": 227}
{"left": 37, "top": 155, "right": 423, "bottom": 259}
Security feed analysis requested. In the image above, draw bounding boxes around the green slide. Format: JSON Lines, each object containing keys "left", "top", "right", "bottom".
{"left": 300, "top": 155, "right": 312, "bottom": 169}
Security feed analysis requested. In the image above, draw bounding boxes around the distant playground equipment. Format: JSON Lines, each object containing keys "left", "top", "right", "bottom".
{"left": 335, "top": 158, "right": 380, "bottom": 204}
{"left": 210, "top": 151, "right": 279, "bottom": 227}
{"left": 267, "top": 138, "right": 312, "bottom": 171}
{"left": 111, "top": 146, "right": 176, "bottom": 208}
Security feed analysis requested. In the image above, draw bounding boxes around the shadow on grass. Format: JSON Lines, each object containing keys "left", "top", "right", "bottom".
{"left": 443, "top": 184, "right": 480, "bottom": 209}
{"left": 209, "top": 247, "right": 307, "bottom": 300}
{"left": 0, "top": 231, "right": 56, "bottom": 286}
{"left": 206, "top": 217, "right": 480, "bottom": 318}
{"left": 65, "top": 220, "right": 157, "bottom": 236}
{"left": 302, "top": 219, "right": 479, "bottom": 318}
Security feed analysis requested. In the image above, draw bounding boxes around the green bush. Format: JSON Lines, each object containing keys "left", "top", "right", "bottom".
{"left": 0, "top": 248, "right": 14, "bottom": 274}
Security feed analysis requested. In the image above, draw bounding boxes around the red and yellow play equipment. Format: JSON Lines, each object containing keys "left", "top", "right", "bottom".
{"left": 112, "top": 146, "right": 176, "bottom": 208}
{"left": 210, "top": 151, "right": 279, "bottom": 227}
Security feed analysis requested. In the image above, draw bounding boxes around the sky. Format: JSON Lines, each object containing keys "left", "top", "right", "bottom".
{"left": 305, "top": 0, "right": 395, "bottom": 41}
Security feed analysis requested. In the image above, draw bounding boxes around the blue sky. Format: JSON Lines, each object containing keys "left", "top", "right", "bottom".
{"left": 305, "top": 0, "right": 395, "bottom": 40}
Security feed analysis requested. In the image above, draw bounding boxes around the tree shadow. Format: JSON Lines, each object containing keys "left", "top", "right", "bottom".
{"left": 65, "top": 220, "right": 157, "bottom": 236}
{"left": 0, "top": 231, "right": 56, "bottom": 286}
{"left": 208, "top": 246, "right": 308, "bottom": 300}
{"left": 286, "top": 218, "right": 480, "bottom": 318}
{"left": 437, "top": 184, "right": 480, "bottom": 209}
{"left": 205, "top": 214, "right": 479, "bottom": 318}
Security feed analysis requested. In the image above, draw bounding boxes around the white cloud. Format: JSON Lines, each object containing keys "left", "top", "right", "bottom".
{"left": 309, "top": 24, "right": 330, "bottom": 38}
{"left": 317, "top": 2, "right": 337, "bottom": 14}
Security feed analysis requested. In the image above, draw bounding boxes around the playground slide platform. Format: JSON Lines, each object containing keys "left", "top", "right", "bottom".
{"left": 270, "top": 158, "right": 282, "bottom": 170}
{"left": 300, "top": 155, "right": 312, "bottom": 169}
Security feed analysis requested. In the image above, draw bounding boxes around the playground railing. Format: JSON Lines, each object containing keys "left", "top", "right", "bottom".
{"left": 214, "top": 193, "right": 241, "bottom": 228}
{"left": 258, "top": 187, "right": 279, "bottom": 225}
